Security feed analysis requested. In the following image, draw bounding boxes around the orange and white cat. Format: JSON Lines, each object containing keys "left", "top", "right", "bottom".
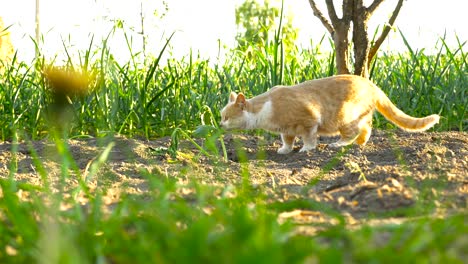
{"left": 220, "top": 75, "right": 440, "bottom": 154}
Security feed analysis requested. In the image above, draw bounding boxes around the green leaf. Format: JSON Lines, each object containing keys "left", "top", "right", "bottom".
{"left": 193, "top": 125, "right": 217, "bottom": 138}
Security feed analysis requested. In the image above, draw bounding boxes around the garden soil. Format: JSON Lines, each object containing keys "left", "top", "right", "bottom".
{"left": 1, "top": 130, "right": 467, "bottom": 233}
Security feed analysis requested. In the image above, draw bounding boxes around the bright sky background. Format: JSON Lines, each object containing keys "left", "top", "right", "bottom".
{"left": 1, "top": 0, "right": 467, "bottom": 63}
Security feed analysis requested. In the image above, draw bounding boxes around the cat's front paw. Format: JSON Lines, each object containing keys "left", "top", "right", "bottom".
{"left": 328, "top": 141, "right": 351, "bottom": 148}
{"left": 328, "top": 142, "right": 343, "bottom": 148}
{"left": 277, "top": 146, "right": 293, "bottom": 154}
{"left": 299, "top": 145, "right": 315, "bottom": 153}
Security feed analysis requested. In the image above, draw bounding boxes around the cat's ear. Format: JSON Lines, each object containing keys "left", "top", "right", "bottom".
{"left": 229, "top": 92, "right": 237, "bottom": 103}
{"left": 235, "top": 93, "right": 246, "bottom": 108}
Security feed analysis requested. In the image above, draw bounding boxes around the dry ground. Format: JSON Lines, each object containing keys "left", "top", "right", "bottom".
{"left": 1, "top": 130, "right": 467, "bottom": 231}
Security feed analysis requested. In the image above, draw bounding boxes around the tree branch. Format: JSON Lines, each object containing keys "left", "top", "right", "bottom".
{"left": 324, "top": 0, "right": 340, "bottom": 24}
{"left": 367, "top": 0, "right": 385, "bottom": 15}
{"left": 342, "top": 0, "right": 353, "bottom": 21}
{"left": 308, "top": 0, "right": 334, "bottom": 35}
{"left": 367, "top": 0, "right": 404, "bottom": 66}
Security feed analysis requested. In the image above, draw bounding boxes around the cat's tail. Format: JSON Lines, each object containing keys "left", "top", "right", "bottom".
{"left": 375, "top": 88, "right": 440, "bottom": 132}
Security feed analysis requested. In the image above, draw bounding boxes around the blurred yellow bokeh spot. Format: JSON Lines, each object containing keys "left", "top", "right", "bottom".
{"left": 43, "top": 66, "right": 91, "bottom": 98}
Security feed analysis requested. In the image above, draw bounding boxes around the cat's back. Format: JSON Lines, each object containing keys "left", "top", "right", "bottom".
{"left": 296, "top": 74, "right": 373, "bottom": 93}
{"left": 269, "top": 74, "right": 375, "bottom": 102}
{"left": 259, "top": 75, "right": 377, "bottom": 133}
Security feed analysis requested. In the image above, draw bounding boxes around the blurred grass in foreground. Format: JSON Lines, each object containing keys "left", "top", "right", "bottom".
{"left": 0, "top": 133, "right": 466, "bottom": 262}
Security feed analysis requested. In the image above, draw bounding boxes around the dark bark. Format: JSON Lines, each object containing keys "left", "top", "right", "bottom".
{"left": 352, "top": 0, "right": 371, "bottom": 77}
{"left": 308, "top": 0, "right": 334, "bottom": 34}
{"left": 333, "top": 22, "right": 351, "bottom": 75}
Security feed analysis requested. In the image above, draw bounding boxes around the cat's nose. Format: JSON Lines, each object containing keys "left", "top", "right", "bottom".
{"left": 220, "top": 121, "right": 231, "bottom": 130}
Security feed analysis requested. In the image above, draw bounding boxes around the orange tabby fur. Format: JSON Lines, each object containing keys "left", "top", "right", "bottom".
{"left": 220, "top": 75, "right": 440, "bottom": 154}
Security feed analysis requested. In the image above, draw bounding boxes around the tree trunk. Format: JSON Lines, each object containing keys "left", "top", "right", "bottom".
{"left": 308, "top": 0, "right": 404, "bottom": 79}
{"left": 352, "top": 1, "right": 370, "bottom": 78}
{"left": 308, "top": 0, "right": 352, "bottom": 75}
{"left": 333, "top": 22, "right": 350, "bottom": 75}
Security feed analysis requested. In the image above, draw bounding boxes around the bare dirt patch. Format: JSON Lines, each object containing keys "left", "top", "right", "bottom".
{"left": 1, "top": 130, "right": 467, "bottom": 230}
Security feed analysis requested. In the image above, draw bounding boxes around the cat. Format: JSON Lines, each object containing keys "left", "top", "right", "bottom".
{"left": 220, "top": 74, "right": 440, "bottom": 154}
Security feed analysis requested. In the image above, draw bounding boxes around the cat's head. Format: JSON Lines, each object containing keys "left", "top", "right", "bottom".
{"left": 220, "top": 92, "right": 247, "bottom": 130}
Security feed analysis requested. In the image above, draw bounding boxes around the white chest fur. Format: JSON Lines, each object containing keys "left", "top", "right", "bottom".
{"left": 244, "top": 101, "right": 274, "bottom": 130}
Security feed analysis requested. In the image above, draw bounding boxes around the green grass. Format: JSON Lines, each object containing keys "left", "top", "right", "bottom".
{"left": 0, "top": 27, "right": 467, "bottom": 263}
{"left": 0, "top": 138, "right": 466, "bottom": 263}
{"left": 1, "top": 30, "right": 466, "bottom": 141}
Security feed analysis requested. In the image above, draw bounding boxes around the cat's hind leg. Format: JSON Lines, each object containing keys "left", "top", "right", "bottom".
{"left": 330, "top": 115, "right": 372, "bottom": 148}
{"left": 356, "top": 119, "right": 372, "bottom": 146}
{"left": 329, "top": 123, "right": 359, "bottom": 148}
{"left": 277, "top": 134, "right": 295, "bottom": 154}
{"left": 329, "top": 137, "right": 357, "bottom": 148}
{"left": 299, "top": 125, "right": 318, "bottom": 152}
